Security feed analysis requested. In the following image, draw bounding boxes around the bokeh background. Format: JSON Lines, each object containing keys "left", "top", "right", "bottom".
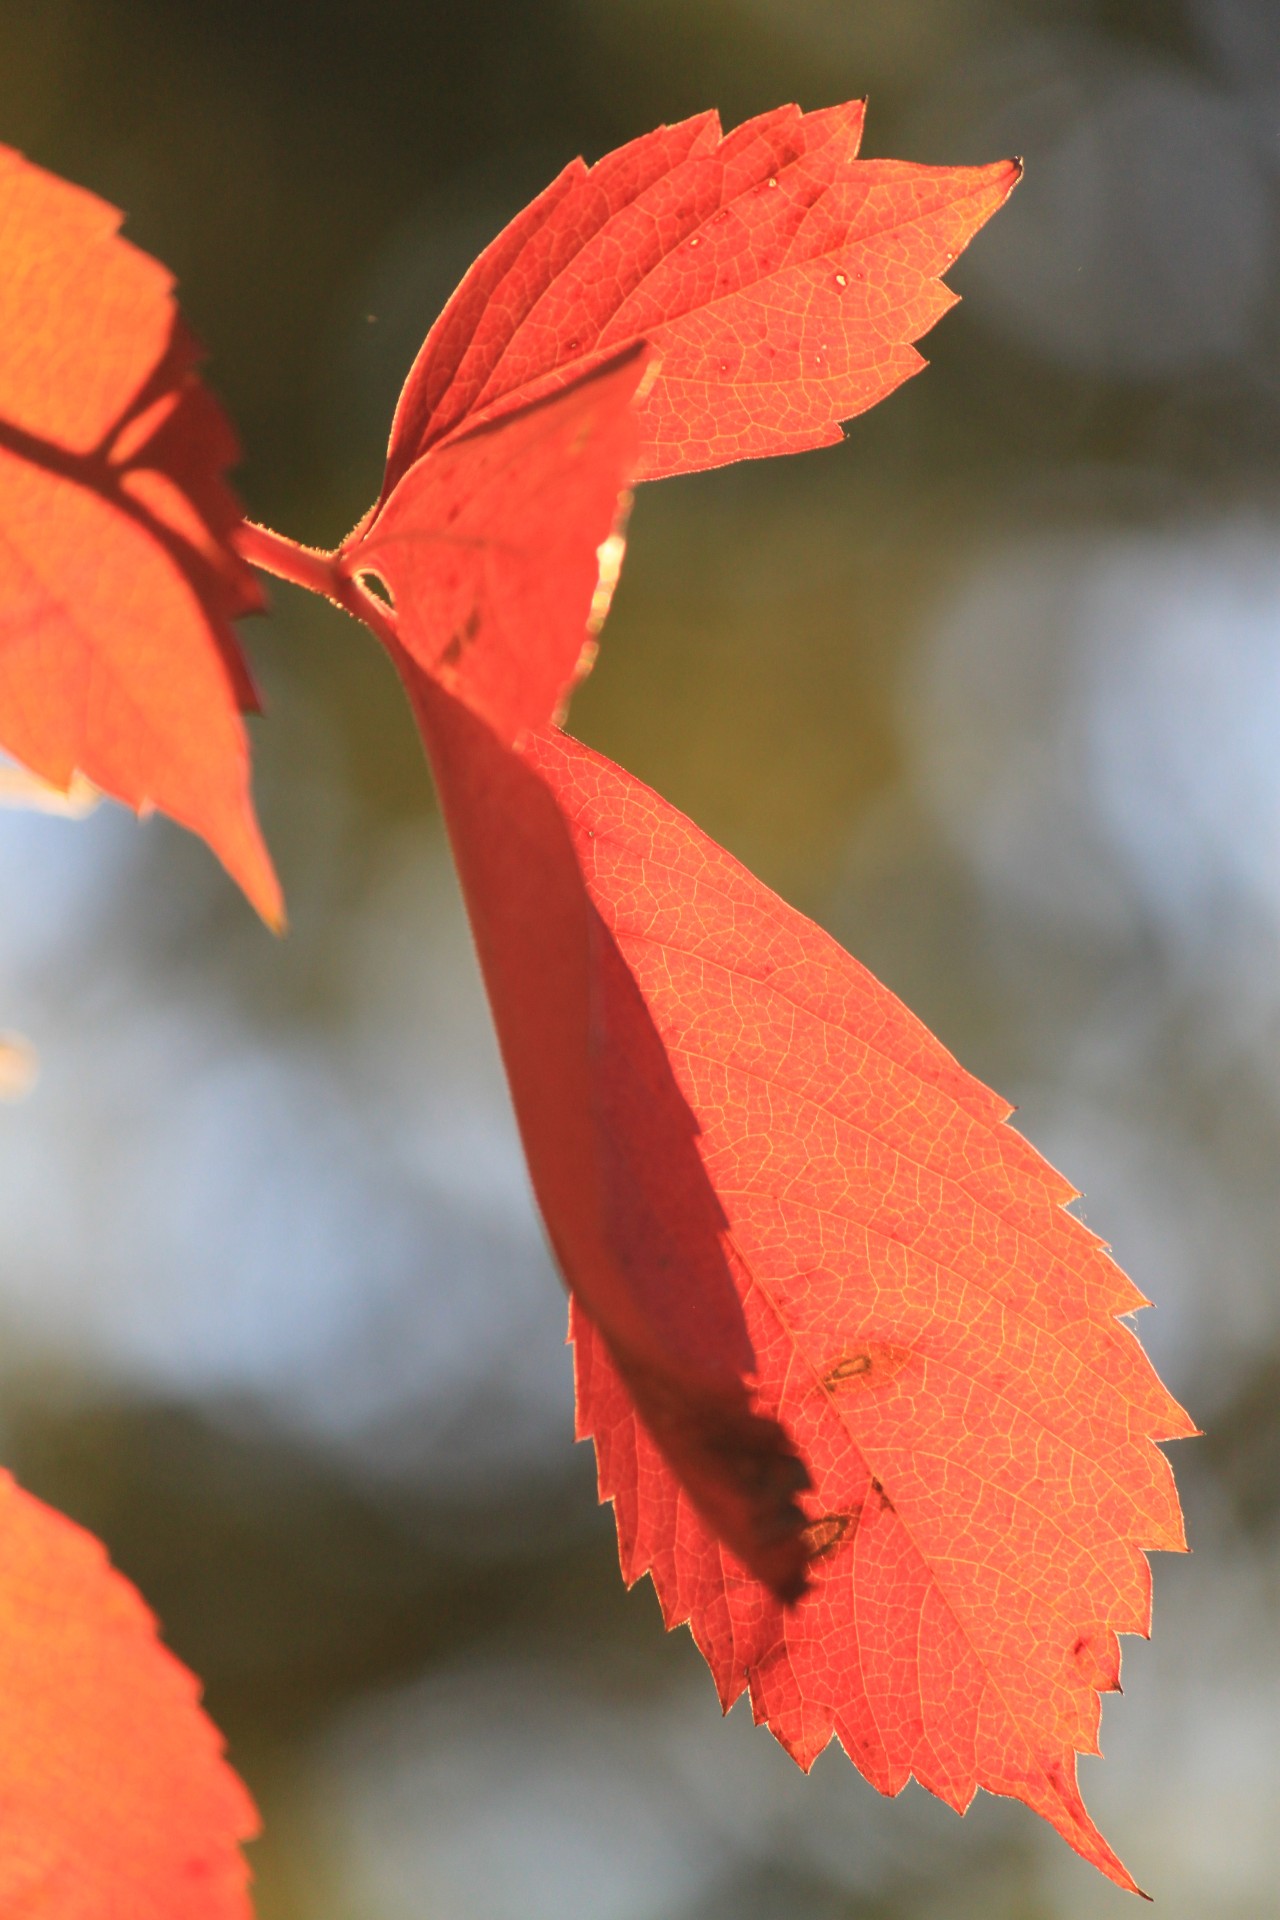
{"left": 2, "top": 2, "right": 1278, "bottom": 1915}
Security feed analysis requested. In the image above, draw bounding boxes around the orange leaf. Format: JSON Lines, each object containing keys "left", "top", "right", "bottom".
{"left": 0, "top": 1469, "right": 257, "bottom": 1916}
{"left": 0, "top": 147, "right": 280, "bottom": 924}
{"left": 534, "top": 728, "right": 1193, "bottom": 1894}
{"left": 381, "top": 103, "right": 1019, "bottom": 486}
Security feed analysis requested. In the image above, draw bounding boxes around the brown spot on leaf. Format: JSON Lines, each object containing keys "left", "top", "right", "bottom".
{"left": 822, "top": 1343, "right": 912, "bottom": 1395}
{"left": 801, "top": 1509, "right": 859, "bottom": 1562}
{"left": 824, "top": 1352, "right": 871, "bottom": 1388}
{"left": 440, "top": 606, "right": 482, "bottom": 669}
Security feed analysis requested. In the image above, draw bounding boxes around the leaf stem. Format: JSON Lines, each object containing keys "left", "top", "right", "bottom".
{"left": 235, "top": 521, "right": 343, "bottom": 599}
{"left": 236, "top": 519, "right": 400, "bottom": 650}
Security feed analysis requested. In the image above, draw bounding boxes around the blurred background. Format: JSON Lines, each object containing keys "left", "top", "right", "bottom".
{"left": 1, "top": 2, "right": 1278, "bottom": 1914}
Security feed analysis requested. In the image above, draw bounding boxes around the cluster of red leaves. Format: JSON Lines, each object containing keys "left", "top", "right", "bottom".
{"left": 0, "top": 102, "right": 1193, "bottom": 1910}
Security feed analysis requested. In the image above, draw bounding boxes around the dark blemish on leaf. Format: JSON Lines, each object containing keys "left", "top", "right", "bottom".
{"left": 440, "top": 606, "right": 481, "bottom": 668}
{"left": 822, "top": 1343, "right": 912, "bottom": 1396}
{"left": 823, "top": 1352, "right": 871, "bottom": 1390}
{"left": 801, "top": 1509, "right": 859, "bottom": 1561}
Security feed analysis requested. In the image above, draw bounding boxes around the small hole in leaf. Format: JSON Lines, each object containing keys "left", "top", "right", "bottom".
{"left": 357, "top": 569, "right": 394, "bottom": 608}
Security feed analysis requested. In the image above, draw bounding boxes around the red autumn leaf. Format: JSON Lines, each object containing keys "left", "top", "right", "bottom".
{"left": 0, "top": 1468, "right": 256, "bottom": 1917}
{"left": 385, "top": 637, "right": 1192, "bottom": 1883}
{"left": 380, "top": 101, "right": 1019, "bottom": 488}
{"left": 0, "top": 146, "right": 281, "bottom": 925}
{"left": 536, "top": 728, "right": 1194, "bottom": 1894}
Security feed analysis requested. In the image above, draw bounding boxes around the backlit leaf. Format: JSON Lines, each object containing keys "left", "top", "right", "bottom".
{"left": 0, "top": 147, "right": 280, "bottom": 924}
{"left": 537, "top": 728, "right": 1194, "bottom": 1894}
{"left": 0, "top": 1470, "right": 257, "bottom": 1917}
{"left": 382, "top": 103, "right": 1019, "bottom": 486}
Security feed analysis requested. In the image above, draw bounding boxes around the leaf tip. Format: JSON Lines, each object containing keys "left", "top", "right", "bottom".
{"left": 994, "top": 155, "right": 1024, "bottom": 204}
{"left": 227, "top": 825, "right": 286, "bottom": 934}
{"left": 257, "top": 878, "right": 288, "bottom": 937}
